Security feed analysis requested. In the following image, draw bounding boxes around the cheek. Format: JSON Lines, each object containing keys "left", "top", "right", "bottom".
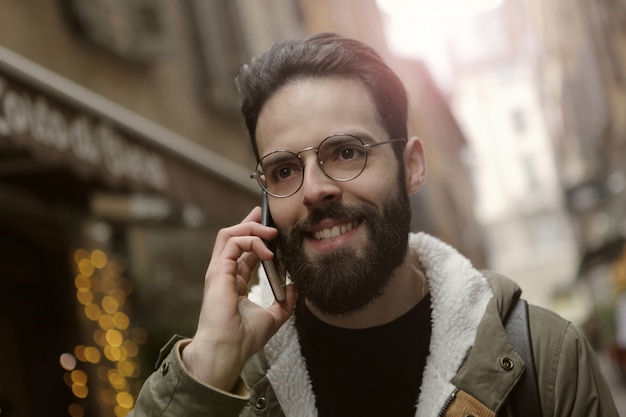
{"left": 269, "top": 200, "right": 299, "bottom": 233}
{"left": 353, "top": 165, "right": 400, "bottom": 202}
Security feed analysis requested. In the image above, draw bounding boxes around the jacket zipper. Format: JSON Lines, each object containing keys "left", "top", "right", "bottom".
{"left": 437, "top": 389, "right": 459, "bottom": 417}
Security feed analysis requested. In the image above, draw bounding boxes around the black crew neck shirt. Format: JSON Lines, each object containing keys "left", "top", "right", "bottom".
{"left": 295, "top": 293, "right": 432, "bottom": 417}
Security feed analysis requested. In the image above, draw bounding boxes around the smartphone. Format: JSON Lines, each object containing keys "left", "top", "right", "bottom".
{"left": 261, "top": 191, "right": 286, "bottom": 302}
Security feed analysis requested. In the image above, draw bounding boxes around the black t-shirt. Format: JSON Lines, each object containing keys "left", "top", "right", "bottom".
{"left": 295, "top": 293, "right": 432, "bottom": 417}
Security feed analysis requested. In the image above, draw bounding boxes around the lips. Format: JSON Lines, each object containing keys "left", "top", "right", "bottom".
{"left": 311, "top": 220, "right": 359, "bottom": 241}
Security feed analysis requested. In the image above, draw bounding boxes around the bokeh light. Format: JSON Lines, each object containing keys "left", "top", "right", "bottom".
{"left": 108, "top": 369, "right": 127, "bottom": 390}
{"left": 84, "top": 346, "right": 102, "bottom": 364}
{"left": 68, "top": 403, "right": 85, "bottom": 417}
{"left": 72, "top": 384, "right": 89, "bottom": 399}
{"left": 116, "top": 391, "right": 134, "bottom": 408}
{"left": 74, "top": 249, "right": 90, "bottom": 264}
{"left": 70, "top": 247, "right": 147, "bottom": 417}
{"left": 102, "top": 295, "right": 120, "bottom": 314}
{"left": 75, "top": 274, "right": 91, "bottom": 290}
{"left": 99, "top": 314, "right": 115, "bottom": 330}
{"left": 113, "top": 312, "right": 130, "bottom": 329}
{"left": 91, "top": 249, "right": 108, "bottom": 269}
{"left": 76, "top": 288, "right": 94, "bottom": 305}
{"left": 78, "top": 259, "right": 95, "bottom": 277}
{"left": 71, "top": 370, "right": 88, "bottom": 386}
{"left": 85, "top": 304, "right": 102, "bottom": 321}
{"left": 60, "top": 353, "right": 77, "bottom": 371}
{"left": 106, "top": 329, "right": 124, "bottom": 347}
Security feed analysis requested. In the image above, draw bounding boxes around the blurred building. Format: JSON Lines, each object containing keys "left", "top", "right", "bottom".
{"left": 397, "top": 59, "right": 487, "bottom": 267}
{"left": 445, "top": 4, "right": 580, "bottom": 310}
{"left": 523, "top": 0, "right": 626, "bottom": 351}
{"left": 0, "top": 1, "right": 484, "bottom": 416}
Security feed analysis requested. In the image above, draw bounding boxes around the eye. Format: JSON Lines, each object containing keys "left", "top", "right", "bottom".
{"left": 329, "top": 142, "right": 366, "bottom": 163}
{"left": 260, "top": 151, "right": 302, "bottom": 185}
{"left": 275, "top": 165, "right": 300, "bottom": 180}
{"left": 338, "top": 145, "right": 358, "bottom": 161}
{"left": 267, "top": 161, "right": 302, "bottom": 183}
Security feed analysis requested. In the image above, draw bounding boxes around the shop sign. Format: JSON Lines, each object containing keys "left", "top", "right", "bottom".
{"left": 0, "top": 75, "right": 168, "bottom": 191}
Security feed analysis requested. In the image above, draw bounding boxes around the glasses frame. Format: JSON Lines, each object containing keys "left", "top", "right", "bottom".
{"left": 250, "top": 134, "right": 407, "bottom": 198}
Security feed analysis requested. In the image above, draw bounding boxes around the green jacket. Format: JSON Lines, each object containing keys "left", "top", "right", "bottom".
{"left": 130, "top": 233, "right": 618, "bottom": 417}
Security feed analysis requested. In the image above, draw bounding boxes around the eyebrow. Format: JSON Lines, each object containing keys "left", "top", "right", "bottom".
{"left": 261, "top": 151, "right": 299, "bottom": 165}
{"left": 341, "top": 132, "right": 378, "bottom": 145}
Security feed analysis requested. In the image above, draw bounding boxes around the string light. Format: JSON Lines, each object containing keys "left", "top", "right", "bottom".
{"left": 63, "top": 248, "right": 148, "bottom": 417}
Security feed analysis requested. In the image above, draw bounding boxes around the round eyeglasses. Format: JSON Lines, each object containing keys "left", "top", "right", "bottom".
{"left": 250, "top": 134, "right": 407, "bottom": 198}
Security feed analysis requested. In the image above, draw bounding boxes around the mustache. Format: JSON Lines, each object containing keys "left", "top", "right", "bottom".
{"left": 292, "top": 202, "right": 372, "bottom": 232}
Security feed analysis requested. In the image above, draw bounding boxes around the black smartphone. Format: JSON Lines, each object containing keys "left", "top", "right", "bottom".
{"left": 261, "top": 191, "right": 286, "bottom": 302}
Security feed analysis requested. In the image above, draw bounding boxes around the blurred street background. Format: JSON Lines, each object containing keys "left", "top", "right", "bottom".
{"left": 0, "top": 0, "right": 625, "bottom": 416}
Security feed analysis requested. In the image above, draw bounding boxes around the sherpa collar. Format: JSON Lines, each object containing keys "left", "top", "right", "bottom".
{"left": 249, "top": 232, "right": 493, "bottom": 417}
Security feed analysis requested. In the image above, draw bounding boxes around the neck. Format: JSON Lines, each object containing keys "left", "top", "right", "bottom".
{"left": 305, "top": 253, "right": 428, "bottom": 329}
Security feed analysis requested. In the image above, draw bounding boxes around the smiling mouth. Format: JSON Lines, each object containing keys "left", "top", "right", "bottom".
{"left": 311, "top": 220, "right": 360, "bottom": 241}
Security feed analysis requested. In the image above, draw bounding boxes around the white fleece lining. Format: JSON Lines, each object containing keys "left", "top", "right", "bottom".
{"left": 249, "top": 232, "right": 493, "bottom": 417}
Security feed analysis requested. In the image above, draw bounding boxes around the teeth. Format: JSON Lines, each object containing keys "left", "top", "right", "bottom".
{"left": 313, "top": 221, "right": 356, "bottom": 240}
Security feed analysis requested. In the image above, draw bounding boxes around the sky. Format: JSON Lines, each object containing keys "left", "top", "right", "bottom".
{"left": 375, "top": 0, "right": 503, "bottom": 86}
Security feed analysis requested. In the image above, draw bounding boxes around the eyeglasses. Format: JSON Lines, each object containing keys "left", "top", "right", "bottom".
{"left": 250, "top": 134, "right": 407, "bottom": 198}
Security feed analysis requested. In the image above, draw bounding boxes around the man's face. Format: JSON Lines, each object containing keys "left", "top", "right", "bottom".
{"left": 255, "top": 76, "right": 411, "bottom": 315}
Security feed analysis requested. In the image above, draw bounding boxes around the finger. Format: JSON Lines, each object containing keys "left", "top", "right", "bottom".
{"left": 205, "top": 237, "right": 272, "bottom": 293}
{"left": 212, "top": 219, "right": 278, "bottom": 259}
{"left": 235, "top": 251, "right": 263, "bottom": 286}
{"left": 220, "top": 235, "right": 273, "bottom": 265}
{"left": 266, "top": 284, "right": 298, "bottom": 332}
{"left": 236, "top": 252, "right": 257, "bottom": 278}
{"left": 235, "top": 274, "right": 250, "bottom": 296}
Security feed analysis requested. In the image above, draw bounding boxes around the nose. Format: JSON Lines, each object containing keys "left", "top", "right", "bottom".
{"left": 299, "top": 154, "right": 341, "bottom": 207}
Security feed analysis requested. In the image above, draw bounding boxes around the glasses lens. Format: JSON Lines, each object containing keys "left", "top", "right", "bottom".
{"left": 318, "top": 135, "right": 367, "bottom": 181}
{"left": 257, "top": 151, "right": 303, "bottom": 197}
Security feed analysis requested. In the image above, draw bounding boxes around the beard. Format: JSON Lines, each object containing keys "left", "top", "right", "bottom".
{"left": 277, "top": 185, "right": 411, "bottom": 316}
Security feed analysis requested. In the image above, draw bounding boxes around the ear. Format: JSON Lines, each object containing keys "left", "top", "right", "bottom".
{"left": 403, "top": 137, "right": 426, "bottom": 194}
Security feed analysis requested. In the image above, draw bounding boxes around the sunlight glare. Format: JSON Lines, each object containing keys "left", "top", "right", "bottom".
{"left": 376, "top": 0, "right": 504, "bottom": 58}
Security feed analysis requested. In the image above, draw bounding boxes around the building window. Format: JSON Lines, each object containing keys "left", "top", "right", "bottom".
{"left": 60, "top": 0, "right": 168, "bottom": 65}
{"left": 511, "top": 108, "right": 527, "bottom": 134}
{"left": 186, "top": 0, "right": 304, "bottom": 114}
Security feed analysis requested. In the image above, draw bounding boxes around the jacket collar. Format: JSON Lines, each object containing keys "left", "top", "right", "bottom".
{"left": 249, "top": 232, "right": 494, "bottom": 417}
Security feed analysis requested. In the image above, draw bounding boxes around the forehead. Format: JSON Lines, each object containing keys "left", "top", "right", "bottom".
{"left": 255, "top": 76, "right": 387, "bottom": 156}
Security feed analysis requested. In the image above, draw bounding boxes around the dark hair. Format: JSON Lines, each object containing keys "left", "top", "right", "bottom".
{"left": 236, "top": 32, "right": 409, "bottom": 161}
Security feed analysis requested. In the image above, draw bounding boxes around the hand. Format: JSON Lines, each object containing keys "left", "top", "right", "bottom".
{"left": 181, "top": 207, "right": 297, "bottom": 391}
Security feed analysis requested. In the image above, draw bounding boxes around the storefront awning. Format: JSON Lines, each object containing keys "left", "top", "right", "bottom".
{"left": 0, "top": 45, "right": 259, "bottom": 222}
